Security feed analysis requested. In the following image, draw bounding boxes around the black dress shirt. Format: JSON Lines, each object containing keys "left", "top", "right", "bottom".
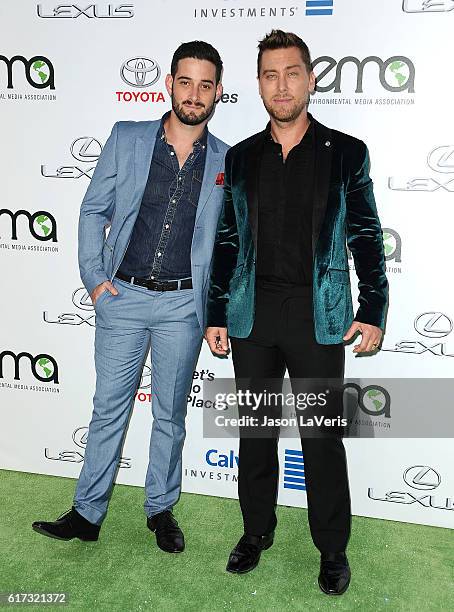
{"left": 257, "top": 121, "right": 315, "bottom": 286}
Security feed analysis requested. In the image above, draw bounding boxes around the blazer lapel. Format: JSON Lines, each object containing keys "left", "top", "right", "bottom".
{"left": 245, "top": 131, "right": 267, "bottom": 252}
{"left": 311, "top": 118, "right": 333, "bottom": 258}
{"left": 134, "top": 121, "right": 159, "bottom": 205}
{"left": 195, "top": 132, "right": 222, "bottom": 225}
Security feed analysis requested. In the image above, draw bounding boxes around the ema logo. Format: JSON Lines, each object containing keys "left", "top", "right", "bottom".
{"left": 313, "top": 55, "right": 415, "bottom": 94}
{"left": 0, "top": 351, "right": 59, "bottom": 383}
{"left": 305, "top": 0, "right": 333, "bottom": 16}
{"left": 0, "top": 209, "right": 57, "bottom": 242}
{"left": 0, "top": 55, "right": 54, "bottom": 89}
{"left": 343, "top": 383, "right": 391, "bottom": 419}
{"left": 349, "top": 226, "right": 402, "bottom": 275}
{"left": 283, "top": 449, "right": 305, "bottom": 491}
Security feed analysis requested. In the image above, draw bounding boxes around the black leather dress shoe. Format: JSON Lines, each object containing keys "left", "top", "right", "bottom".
{"left": 318, "top": 552, "right": 351, "bottom": 595}
{"left": 226, "top": 532, "right": 274, "bottom": 574}
{"left": 32, "top": 507, "right": 100, "bottom": 541}
{"left": 147, "top": 510, "right": 184, "bottom": 553}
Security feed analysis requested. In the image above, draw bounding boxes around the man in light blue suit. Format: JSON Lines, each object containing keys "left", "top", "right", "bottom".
{"left": 32, "top": 41, "right": 229, "bottom": 552}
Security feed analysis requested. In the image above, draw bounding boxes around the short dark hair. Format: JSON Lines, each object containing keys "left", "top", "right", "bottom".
{"left": 171, "top": 41, "right": 223, "bottom": 84}
{"left": 257, "top": 30, "right": 312, "bottom": 76}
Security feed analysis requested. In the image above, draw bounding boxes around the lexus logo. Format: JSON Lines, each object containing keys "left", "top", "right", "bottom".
{"left": 403, "top": 466, "right": 441, "bottom": 490}
{"left": 414, "top": 312, "right": 453, "bottom": 338}
{"left": 70, "top": 137, "right": 103, "bottom": 162}
{"left": 427, "top": 145, "right": 454, "bottom": 174}
{"left": 71, "top": 287, "right": 93, "bottom": 311}
{"left": 120, "top": 57, "right": 161, "bottom": 88}
{"left": 388, "top": 145, "right": 454, "bottom": 192}
{"left": 403, "top": 0, "right": 454, "bottom": 12}
{"left": 72, "top": 427, "right": 89, "bottom": 448}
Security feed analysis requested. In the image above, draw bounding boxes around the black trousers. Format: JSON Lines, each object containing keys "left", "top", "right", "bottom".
{"left": 230, "top": 279, "right": 351, "bottom": 553}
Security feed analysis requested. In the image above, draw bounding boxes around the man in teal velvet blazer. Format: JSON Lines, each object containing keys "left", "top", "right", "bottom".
{"left": 206, "top": 97, "right": 387, "bottom": 347}
{"left": 205, "top": 30, "right": 388, "bottom": 596}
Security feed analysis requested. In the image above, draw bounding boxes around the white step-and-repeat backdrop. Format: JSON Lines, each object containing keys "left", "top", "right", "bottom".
{"left": 0, "top": 1, "right": 453, "bottom": 529}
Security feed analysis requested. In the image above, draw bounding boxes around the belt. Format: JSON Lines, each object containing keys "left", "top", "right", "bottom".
{"left": 115, "top": 271, "right": 192, "bottom": 291}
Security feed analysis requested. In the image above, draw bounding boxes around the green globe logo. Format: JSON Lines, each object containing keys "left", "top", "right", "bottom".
{"left": 33, "top": 215, "right": 52, "bottom": 237}
{"left": 385, "top": 61, "right": 410, "bottom": 88}
{"left": 30, "top": 60, "right": 51, "bottom": 85}
{"left": 36, "top": 357, "right": 55, "bottom": 380}
{"left": 383, "top": 232, "right": 397, "bottom": 258}
{"left": 363, "top": 388, "right": 386, "bottom": 414}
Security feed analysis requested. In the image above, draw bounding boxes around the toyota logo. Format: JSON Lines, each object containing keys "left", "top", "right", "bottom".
{"left": 139, "top": 363, "right": 152, "bottom": 389}
{"left": 71, "top": 287, "right": 94, "bottom": 311}
{"left": 414, "top": 312, "right": 453, "bottom": 338}
{"left": 403, "top": 466, "right": 441, "bottom": 490}
{"left": 72, "top": 427, "right": 89, "bottom": 449}
{"left": 70, "top": 137, "right": 103, "bottom": 162}
{"left": 427, "top": 145, "right": 454, "bottom": 174}
{"left": 120, "top": 57, "right": 161, "bottom": 88}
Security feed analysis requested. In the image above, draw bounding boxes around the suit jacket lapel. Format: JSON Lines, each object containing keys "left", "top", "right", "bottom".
{"left": 195, "top": 133, "right": 222, "bottom": 225}
{"left": 134, "top": 121, "right": 159, "bottom": 205}
{"left": 312, "top": 118, "right": 333, "bottom": 258}
{"left": 246, "top": 131, "right": 267, "bottom": 252}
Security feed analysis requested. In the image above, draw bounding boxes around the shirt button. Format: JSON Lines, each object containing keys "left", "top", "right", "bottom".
{"left": 165, "top": 224, "right": 169, "bottom": 229}
{"left": 170, "top": 151, "right": 175, "bottom": 156}
{"left": 157, "top": 252, "right": 162, "bottom": 257}
{"left": 172, "top": 199, "right": 176, "bottom": 203}
{"left": 151, "top": 276, "right": 155, "bottom": 280}
{"left": 178, "top": 177, "right": 182, "bottom": 181}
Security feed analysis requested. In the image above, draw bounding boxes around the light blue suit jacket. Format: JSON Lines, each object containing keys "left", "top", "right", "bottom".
{"left": 78, "top": 119, "right": 229, "bottom": 331}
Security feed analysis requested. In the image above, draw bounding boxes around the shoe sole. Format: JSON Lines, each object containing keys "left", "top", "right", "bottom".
{"left": 318, "top": 575, "right": 351, "bottom": 596}
{"left": 32, "top": 525, "right": 98, "bottom": 542}
{"left": 156, "top": 544, "right": 185, "bottom": 553}
{"left": 226, "top": 539, "right": 274, "bottom": 574}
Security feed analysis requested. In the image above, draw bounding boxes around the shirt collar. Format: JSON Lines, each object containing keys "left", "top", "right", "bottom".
{"left": 158, "top": 110, "right": 208, "bottom": 149}
{"left": 264, "top": 118, "right": 314, "bottom": 147}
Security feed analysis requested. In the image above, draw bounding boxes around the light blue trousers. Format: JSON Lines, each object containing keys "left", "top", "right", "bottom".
{"left": 74, "top": 278, "right": 202, "bottom": 525}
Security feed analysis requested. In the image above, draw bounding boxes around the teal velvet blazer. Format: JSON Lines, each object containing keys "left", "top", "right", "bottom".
{"left": 206, "top": 114, "right": 388, "bottom": 345}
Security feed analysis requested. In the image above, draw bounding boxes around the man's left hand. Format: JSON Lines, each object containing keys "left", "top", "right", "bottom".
{"left": 343, "top": 321, "right": 382, "bottom": 353}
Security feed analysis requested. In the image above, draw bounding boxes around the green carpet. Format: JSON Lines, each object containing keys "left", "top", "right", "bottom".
{"left": 0, "top": 469, "right": 452, "bottom": 611}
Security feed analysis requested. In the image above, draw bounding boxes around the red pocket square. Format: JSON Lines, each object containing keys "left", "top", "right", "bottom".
{"left": 215, "top": 172, "right": 224, "bottom": 186}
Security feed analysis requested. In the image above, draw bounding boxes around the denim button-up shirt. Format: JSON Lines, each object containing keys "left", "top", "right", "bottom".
{"left": 118, "top": 112, "right": 207, "bottom": 281}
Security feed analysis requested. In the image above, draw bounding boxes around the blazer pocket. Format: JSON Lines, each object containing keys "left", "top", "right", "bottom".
{"left": 328, "top": 268, "right": 350, "bottom": 285}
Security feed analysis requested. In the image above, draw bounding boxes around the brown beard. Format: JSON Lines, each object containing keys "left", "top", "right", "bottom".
{"left": 171, "top": 92, "right": 215, "bottom": 126}
{"left": 263, "top": 93, "right": 310, "bottom": 123}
